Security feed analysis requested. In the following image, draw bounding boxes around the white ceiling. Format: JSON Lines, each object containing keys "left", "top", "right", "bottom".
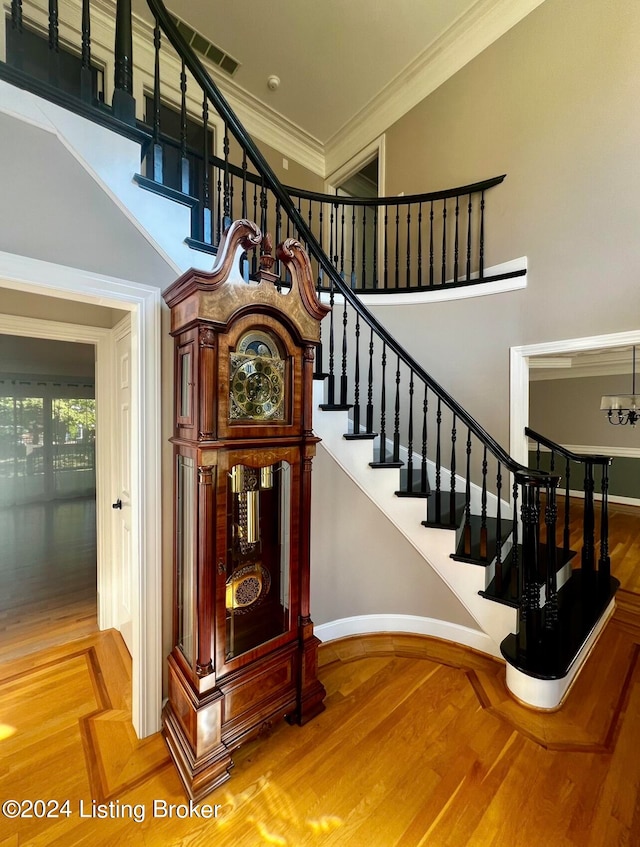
{"left": 137, "top": 0, "right": 547, "bottom": 153}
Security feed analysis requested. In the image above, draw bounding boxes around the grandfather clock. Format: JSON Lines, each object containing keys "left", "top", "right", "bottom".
{"left": 162, "top": 220, "right": 329, "bottom": 800}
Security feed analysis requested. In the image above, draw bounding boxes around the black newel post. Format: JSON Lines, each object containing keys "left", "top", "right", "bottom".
{"left": 113, "top": 0, "right": 136, "bottom": 124}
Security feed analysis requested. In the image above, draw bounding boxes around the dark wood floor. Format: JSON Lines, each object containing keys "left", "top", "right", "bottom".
{"left": 0, "top": 497, "right": 97, "bottom": 663}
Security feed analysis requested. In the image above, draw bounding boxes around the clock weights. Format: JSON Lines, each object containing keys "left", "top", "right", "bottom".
{"left": 162, "top": 220, "right": 329, "bottom": 800}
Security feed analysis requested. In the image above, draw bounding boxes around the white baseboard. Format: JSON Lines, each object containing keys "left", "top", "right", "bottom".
{"left": 315, "top": 613, "right": 499, "bottom": 657}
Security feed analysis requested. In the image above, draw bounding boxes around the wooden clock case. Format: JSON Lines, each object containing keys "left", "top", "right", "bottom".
{"left": 162, "top": 220, "right": 329, "bottom": 801}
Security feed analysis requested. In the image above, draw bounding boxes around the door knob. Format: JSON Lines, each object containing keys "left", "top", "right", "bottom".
{"left": 112, "top": 498, "right": 123, "bottom": 510}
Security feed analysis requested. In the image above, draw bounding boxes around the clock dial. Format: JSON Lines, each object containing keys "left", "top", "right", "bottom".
{"left": 230, "top": 330, "right": 285, "bottom": 421}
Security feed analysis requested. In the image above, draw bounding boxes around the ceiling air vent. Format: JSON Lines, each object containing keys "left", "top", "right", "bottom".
{"left": 171, "top": 15, "right": 240, "bottom": 76}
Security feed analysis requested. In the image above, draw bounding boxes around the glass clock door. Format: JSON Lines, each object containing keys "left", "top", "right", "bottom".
{"left": 225, "top": 460, "right": 291, "bottom": 661}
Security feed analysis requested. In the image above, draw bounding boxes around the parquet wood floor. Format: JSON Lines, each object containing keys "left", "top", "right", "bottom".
{"left": 0, "top": 616, "right": 639, "bottom": 847}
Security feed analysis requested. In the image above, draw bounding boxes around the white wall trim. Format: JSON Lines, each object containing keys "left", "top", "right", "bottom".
{"left": 324, "top": 0, "right": 549, "bottom": 174}
{"left": 511, "top": 329, "right": 640, "bottom": 469}
{"left": 355, "top": 257, "right": 527, "bottom": 306}
{"left": 315, "top": 614, "right": 494, "bottom": 656}
{"left": 0, "top": 252, "right": 162, "bottom": 739}
{"left": 532, "top": 443, "right": 640, "bottom": 460}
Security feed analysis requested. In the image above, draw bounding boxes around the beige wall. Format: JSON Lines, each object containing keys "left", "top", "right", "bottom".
{"left": 377, "top": 0, "right": 640, "bottom": 450}
{"left": 311, "top": 442, "right": 480, "bottom": 630}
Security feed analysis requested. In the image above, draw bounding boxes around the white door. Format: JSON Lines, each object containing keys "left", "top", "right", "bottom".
{"left": 113, "top": 316, "right": 133, "bottom": 654}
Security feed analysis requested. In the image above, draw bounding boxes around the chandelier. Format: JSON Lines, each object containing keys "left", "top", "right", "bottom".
{"left": 600, "top": 346, "right": 638, "bottom": 426}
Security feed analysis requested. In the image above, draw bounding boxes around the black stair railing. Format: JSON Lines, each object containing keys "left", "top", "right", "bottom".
{"left": 526, "top": 427, "right": 612, "bottom": 581}
{"left": 142, "top": 0, "right": 576, "bottom": 652}
{"left": 1, "top": 0, "right": 616, "bottom": 673}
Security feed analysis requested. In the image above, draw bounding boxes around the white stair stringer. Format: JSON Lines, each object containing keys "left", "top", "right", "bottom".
{"left": 312, "top": 383, "right": 517, "bottom": 659}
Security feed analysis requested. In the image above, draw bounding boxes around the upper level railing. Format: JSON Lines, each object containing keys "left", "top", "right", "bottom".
{"left": 0, "top": 1, "right": 524, "bottom": 294}
{"left": 1, "top": 0, "right": 615, "bottom": 670}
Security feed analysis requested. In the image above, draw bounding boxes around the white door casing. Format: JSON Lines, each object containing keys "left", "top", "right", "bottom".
{"left": 0, "top": 252, "right": 162, "bottom": 739}
{"left": 113, "top": 315, "right": 133, "bottom": 653}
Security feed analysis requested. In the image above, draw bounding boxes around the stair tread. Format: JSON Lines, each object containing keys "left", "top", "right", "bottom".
{"left": 500, "top": 570, "right": 619, "bottom": 679}
{"left": 450, "top": 514, "right": 513, "bottom": 566}
{"left": 422, "top": 491, "right": 467, "bottom": 529}
{"left": 479, "top": 543, "right": 578, "bottom": 608}
{"left": 395, "top": 467, "right": 430, "bottom": 498}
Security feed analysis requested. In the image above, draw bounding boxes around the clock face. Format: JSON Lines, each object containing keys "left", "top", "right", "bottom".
{"left": 230, "top": 331, "right": 285, "bottom": 421}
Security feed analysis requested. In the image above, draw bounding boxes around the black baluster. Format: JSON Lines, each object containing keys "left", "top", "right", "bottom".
{"left": 582, "top": 462, "right": 595, "bottom": 572}
{"left": 392, "top": 357, "right": 401, "bottom": 463}
{"left": 361, "top": 206, "right": 367, "bottom": 289}
{"left": 479, "top": 190, "right": 486, "bottom": 278}
{"left": 10, "top": 1, "right": 24, "bottom": 71}
{"left": 394, "top": 206, "right": 400, "bottom": 289}
{"left": 241, "top": 151, "right": 248, "bottom": 218}
{"left": 80, "top": 0, "right": 92, "bottom": 103}
{"left": 429, "top": 200, "right": 434, "bottom": 286}
{"left": 383, "top": 205, "right": 389, "bottom": 289}
{"left": 340, "top": 204, "right": 346, "bottom": 280}
{"left": 113, "top": 0, "right": 135, "bottom": 124}
{"left": 340, "top": 297, "right": 348, "bottom": 406}
{"left": 366, "top": 328, "right": 374, "bottom": 434}
{"left": 317, "top": 206, "right": 325, "bottom": 291}
{"left": 453, "top": 196, "right": 460, "bottom": 283}
{"left": 179, "top": 62, "right": 190, "bottom": 194}
{"left": 48, "top": 0, "right": 60, "bottom": 86}
{"left": 352, "top": 313, "right": 361, "bottom": 434}
{"left": 201, "top": 97, "right": 212, "bottom": 244}
{"left": 229, "top": 175, "right": 235, "bottom": 224}
{"left": 259, "top": 177, "right": 267, "bottom": 242}
{"left": 544, "top": 479, "right": 559, "bottom": 630}
{"left": 480, "top": 446, "right": 488, "bottom": 559}
{"left": 449, "top": 413, "right": 457, "bottom": 522}
{"left": 350, "top": 206, "right": 357, "bottom": 288}
{"left": 512, "top": 480, "right": 520, "bottom": 601}
{"left": 215, "top": 162, "right": 222, "bottom": 244}
{"left": 563, "top": 457, "right": 571, "bottom": 558}
{"left": 417, "top": 203, "right": 423, "bottom": 288}
{"left": 327, "top": 275, "right": 336, "bottom": 405}
{"left": 151, "top": 21, "right": 162, "bottom": 183}
{"left": 421, "top": 386, "right": 428, "bottom": 494}
{"left": 521, "top": 480, "right": 542, "bottom": 650}
{"left": 466, "top": 194, "right": 472, "bottom": 282}
{"left": 373, "top": 207, "right": 379, "bottom": 289}
{"left": 406, "top": 205, "right": 411, "bottom": 288}
{"left": 599, "top": 463, "right": 611, "bottom": 581}
{"left": 251, "top": 184, "right": 258, "bottom": 275}
{"left": 223, "top": 129, "right": 231, "bottom": 229}
{"left": 406, "top": 371, "right": 415, "bottom": 493}
{"left": 441, "top": 199, "right": 447, "bottom": 285}
{"left": 463, "top": 429, "right": 472, "bottom": 555}
{"left": 379, "top": 343, "right": 388, "bottom": 462}
{"left": 329, "top": 203, "right": 336, "bottom": 270}
{"left": 550, "top": 449, "right": 556, "bottom": 473}
{"left": 535, "top": 440, "right": 541, "bottom": 469}
{"left": 495, "top": 463, "right": 503, "bottom": 594}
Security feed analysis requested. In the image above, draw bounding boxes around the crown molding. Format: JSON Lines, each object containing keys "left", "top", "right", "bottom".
{"left": 324, "top": 0, "right": 548, "bottom": 175}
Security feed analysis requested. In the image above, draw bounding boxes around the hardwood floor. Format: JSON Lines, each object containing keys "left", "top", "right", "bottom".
{"left": 0, "top": 499, "right": 98, "bottom": 663}
{"left": 0, "top": 498, "right": 638, "bottom": 845}
{"left": 1, "top": 619, "right": 639, "bottom": 846}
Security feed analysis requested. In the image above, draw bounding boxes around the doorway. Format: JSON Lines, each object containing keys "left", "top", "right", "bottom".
{"left": 0, "top": 257, "right": 162, "bottom": 739}
{"left": 0, "top": 335, "right": 98, "bottom": 662}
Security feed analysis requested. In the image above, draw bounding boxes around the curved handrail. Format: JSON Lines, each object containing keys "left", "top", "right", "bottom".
{"left": 525, "top": 428, "right": 612, "bottom": 465}
{"left": 147, "top": 0, "right": 551, "bottom": 483}
{"left": 285, "top": 175, "right": 506, "bottom": 208}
